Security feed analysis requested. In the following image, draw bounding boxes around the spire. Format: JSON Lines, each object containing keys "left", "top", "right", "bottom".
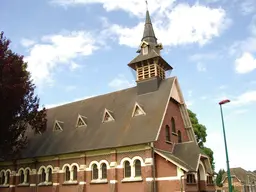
{"left": 142, "top": 8, "right": 157, "bottom": 44}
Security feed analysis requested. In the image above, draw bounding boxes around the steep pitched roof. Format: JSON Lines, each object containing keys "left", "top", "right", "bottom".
{"left": 142, "top": 10, "right": 157, "bottom": 44}
{"left": 172, "top": 141, "right": 213, "bottom": 174}
{"left": 155, "top": 149, "right": 194, "bottom": 171}
{"left": 20, "top": 77, "right": 175, "bottom": 159}
{"left": 222, "top": 167, "right": 256, "bottom": 184}
{"left": 172, "top": 142, "right": 200, "bottom": 171}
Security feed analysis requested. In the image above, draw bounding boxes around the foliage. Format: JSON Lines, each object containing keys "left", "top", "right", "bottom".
{"left": 187, "top": 109, "right": 215, "bottom": 170}
{"left": 215, "top": 169, "right": 225, "bottom": 187}
{"left": 0, "top": 31, "right": 47, "bottom": 160}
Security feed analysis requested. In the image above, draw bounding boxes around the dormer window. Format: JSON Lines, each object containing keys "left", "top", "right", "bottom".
{"left": 76, "top": 115, "right": 87, "bottom": 127}
{"left": 53, "top": 120, "right": 63, "bottom": 131}
{"left": 103, "top": 109, "right": 114, "bottom": 123}
{"left": 142, "top": 46, "right": 148, "bottom": 55}
{"left": 132, "top": 103, "right": 146, "bottom": 117}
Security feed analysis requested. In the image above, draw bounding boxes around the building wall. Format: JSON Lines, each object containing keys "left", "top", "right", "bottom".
{"left": 0, "top": 145, "right": 154, "bottom": 192}
{"left": 0, "top": 147, "right": 216, "bottom": 192}
{"left": 154, "top": 99, "right": 190, "bottom": 152}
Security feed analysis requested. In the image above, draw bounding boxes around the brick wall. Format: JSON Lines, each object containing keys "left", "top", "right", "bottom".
{"left": 154, "top": 99, "right": 190, "bottom": 152}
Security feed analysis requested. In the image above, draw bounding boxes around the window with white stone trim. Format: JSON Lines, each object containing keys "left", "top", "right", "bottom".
{"left": 0, "top": 171, "right": 5, "bottom": 185}
{"left": 101, "top": 163, "right": 107, "bottom": 179}
{"left": 92, "top": 164, "right": 98, "bottom": 180}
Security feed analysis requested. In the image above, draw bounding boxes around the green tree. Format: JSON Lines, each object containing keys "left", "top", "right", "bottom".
{"left": 215, "top": 169, "right": 225, "bottom": 187}
{"left": 0, "top": 32, "right": 47, "bottom": 160}
{"left": 188, "top": 109, "right": 215, "bottom": 170}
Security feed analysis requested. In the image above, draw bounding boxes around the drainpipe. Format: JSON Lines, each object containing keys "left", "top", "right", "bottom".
{"left": 180, "top": 174, "right": 185, "bottom": 192}
{"left": 150, "top": 142, "right": 157, "bottom": 192}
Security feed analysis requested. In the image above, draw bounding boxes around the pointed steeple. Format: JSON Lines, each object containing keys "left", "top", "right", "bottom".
{"left": 142, "top": 10, "right": 157, "bottom": 44}
{"left": 127, "top": 3, "right": 173, "bottom": 95}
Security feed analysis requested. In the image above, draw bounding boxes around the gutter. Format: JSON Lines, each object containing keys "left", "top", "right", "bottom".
{"left": 180, "top": 174, "right": 185, "bottom": 192}
{"left": 150, "top": 142, "right": 157, "bottom": 192}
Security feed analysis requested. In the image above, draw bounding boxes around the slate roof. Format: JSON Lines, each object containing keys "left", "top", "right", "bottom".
{"left": 222, "top": 167, "right": 256, "bottom": 184}
{"left": 128, "top": 49, "right": 172, "bottom": 71}
{"left": 20, "top": 77, "right": 175, "bottom": 159}
{"left": 142, "top": 10, "right": 157, "bottom": 44}
{"left": 173, "top": 141, "right": 200, "bottom": 171}
{"left": 172, "top": 141, "right": 213, "bottom": 173}
{"left": 155, "top": 148, "right": 194, "bottom": 171}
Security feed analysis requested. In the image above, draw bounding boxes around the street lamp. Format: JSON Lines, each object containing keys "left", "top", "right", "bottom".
{"left": 219, "top": 99, "right": 232, "bottom": 192}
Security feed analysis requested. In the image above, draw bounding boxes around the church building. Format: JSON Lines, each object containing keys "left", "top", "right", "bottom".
{"left": 0, "top": 9, "right": 215, "bottom": 192}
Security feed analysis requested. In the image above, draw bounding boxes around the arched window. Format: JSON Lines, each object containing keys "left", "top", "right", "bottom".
{"left": 165, "top": 125, "right": 170, "bottom": 141}
{"left": 101, "top": 163, "right": 107, "bottom": 179}
{"left": 171, "top": 117, "right": 176, "bottom": 133}
{"left": 124, "top": 161, "right": 131, "bottom": 178}
{"left": 6, "top": 171, "right": 10, "bottom": 184}
{"left": 92, "top": 164, "right": 98, "bottom": 180}
{"left": 72, "top": 166, "right": 78, "bottom": 181}
{"left": 134, "top": 160, "right": 141, "bottom": 177}
{"left": 47, "top": 168, "right": 52, "bottom": 182}
{"left": 41, "top": 169, "right": 46, "bottom": 182}
{"left": 178, "top": 130, "right": 182, "bottom": 143}
{"left": 20, "top": 170, "right": 25, "bottom": 184}
{"left": 64, "top": 166, "right": 70, "bottom": 181}
{"left": 0, "top": 171, "right": 5, "bottom": 185}
{"left": 25, "top": 169, "right": 30, "bottom": 183}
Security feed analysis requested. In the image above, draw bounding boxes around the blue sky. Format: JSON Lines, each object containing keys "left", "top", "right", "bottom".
{"left": 1, "top": 0, "right": 256, "bottom": 171}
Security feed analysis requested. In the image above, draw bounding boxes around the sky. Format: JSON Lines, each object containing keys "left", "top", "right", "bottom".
{"left": 1, "top": 0, "right": 256, "bottom": 172}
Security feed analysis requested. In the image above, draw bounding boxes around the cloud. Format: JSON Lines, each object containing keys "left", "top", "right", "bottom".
{"left": 23, "top": 31, "right": 99, "bottom": 86}
{"left": 196, "top": 62, "right": 206, "bottom": 72}
{"left": 45, "top": 95, "right": 95, "bottom": 109}
{"left": 230, "top": 90, "right": 256, "bottom": 106}
{"left": 108, "top": 74, "right": 135, "bottom": 90}
{"left": 20, "top": 38, "right": 36, "bottom": 47}
{"left": 235, "top": 52, "right": 256, "bottom": 73}
{"left": 189, "top": 52, "right": 218, "bottom": 61}
{"left": 219, "top": 85, "right": 228, "bottom": 90}
{"left": 240, "top": 0, "right": 256, "bottom": 15}
{"left": 53, "top": 1, "right": 231, "bottom": 48}
{"left": 185, "top": 100, "right": 194, "bottom": 107}
{"left": 65, "top": 85, "right": 77, "bottom": 92}
{"left": 106, "top": 3, "right": 230, "bottom": 48}
{"left": 50, "top": 0, "right": 176, "bottom": 18}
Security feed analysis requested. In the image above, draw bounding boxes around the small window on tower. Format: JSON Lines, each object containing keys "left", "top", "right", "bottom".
{"left": 142, "top": 46, "right": 148, "bottom": 55}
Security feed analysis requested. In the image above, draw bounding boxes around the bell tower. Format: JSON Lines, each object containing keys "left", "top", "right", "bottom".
{"left": 128, "top": 7, "right": 173, "bottom": 95}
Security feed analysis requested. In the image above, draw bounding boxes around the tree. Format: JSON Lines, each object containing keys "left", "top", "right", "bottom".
{"left": 0, "top": 31, "right": 47, "bottom": 160}
{"left": 215, "top": 169, "right": 225, "bottom": 187}
{"left": 188, "top": 109, "right": 215, "bottom": 170}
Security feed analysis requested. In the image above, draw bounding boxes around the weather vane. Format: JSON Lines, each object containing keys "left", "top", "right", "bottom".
{"left": 145, "top": 0, "right": 148, "bottom": 10}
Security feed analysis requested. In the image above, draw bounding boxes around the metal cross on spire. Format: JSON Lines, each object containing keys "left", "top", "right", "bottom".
{"left": 145, "top": 0, "right": 148, "bottom": 11}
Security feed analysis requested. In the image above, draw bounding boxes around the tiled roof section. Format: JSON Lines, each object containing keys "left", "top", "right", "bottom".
{"left": 155, "top": 149, "right": 194, "bottom": 171}
{"left": 20, "top": 77, "right": 175, "bottom": 159}
{"left": 172, "top": 141, "right": 200, "bottom": 171}
{"left": 128, "top": 49, "right": 172, "bottom": 71}
{"left": 222, "top": 167, "right": 256, "bottom": 184}
{"left": 142, "top": 10, "right": 157, "bottom": 44}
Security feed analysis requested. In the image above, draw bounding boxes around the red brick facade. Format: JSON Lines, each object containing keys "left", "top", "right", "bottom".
{"left": 154, "top": 99, "right": 190, "bottom": 152}
{"left": 0, "top": 100, "right": 215, "bottom": 192}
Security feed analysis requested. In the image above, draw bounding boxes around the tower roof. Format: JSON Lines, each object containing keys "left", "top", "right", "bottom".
{"left": 142, "top": 10, "right": 157, "bottom": 44}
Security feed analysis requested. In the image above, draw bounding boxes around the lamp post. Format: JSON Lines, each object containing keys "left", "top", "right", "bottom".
{"left": 219, "top": 99, "right": 232, "bottom": 192}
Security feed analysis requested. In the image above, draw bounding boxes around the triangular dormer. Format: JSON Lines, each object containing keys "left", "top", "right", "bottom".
{"left": 102, "top": 109, "right": 114, "bottom": 123}
{"left": 132, "top": 103, "right": 146, "bottom": 117}
{"left": 76, "top": 115, "right": 87, "bottom": 127}
{"left": 53, "top": 120, "right": 63, "bottom": 131}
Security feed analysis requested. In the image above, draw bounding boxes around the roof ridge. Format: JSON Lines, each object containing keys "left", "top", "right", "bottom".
{"left": 46, "top": 86, "right": 136, "bottom": 110}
